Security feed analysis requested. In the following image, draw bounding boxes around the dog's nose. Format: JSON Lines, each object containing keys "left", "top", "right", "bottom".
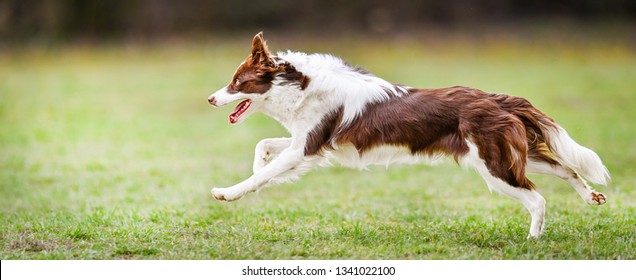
{"left": 208, "top": 96, "right": 217, "bottom": 106}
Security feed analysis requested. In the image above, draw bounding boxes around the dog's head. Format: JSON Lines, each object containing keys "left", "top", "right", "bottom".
{"left": 208, "top": 32, "right": 309, "bottom": 124}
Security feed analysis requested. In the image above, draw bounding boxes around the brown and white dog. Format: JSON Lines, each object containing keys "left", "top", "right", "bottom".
{"left": 208, "top": 32, "right": 609, "bottom": 238}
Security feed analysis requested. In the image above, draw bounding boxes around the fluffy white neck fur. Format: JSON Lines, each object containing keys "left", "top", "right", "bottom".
{"left": 276, "top": 51, "right": 408, "bottom": 127}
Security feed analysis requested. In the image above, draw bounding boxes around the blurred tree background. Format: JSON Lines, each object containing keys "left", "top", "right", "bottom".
{"left": 1, "top": 0, "right": 634, "bottom": 43}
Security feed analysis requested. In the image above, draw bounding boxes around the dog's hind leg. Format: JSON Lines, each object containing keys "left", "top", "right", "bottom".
{"left": 462, "top": 142, "right": 546, "bottom": 238}
{"left": 253, "top": 137, "right": 292, "bottom": 173}
{"left": 476, "top": 167, "right": 546, "bottom": 239}
{"left": 526, "top": 158, "right": 606, "bottom": 205}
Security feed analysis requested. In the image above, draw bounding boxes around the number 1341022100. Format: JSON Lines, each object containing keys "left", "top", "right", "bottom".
{"left": 335, "top": 266, "right": 396, "bottom": 276}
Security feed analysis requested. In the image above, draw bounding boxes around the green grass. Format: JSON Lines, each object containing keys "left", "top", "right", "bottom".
{"left": 1, "top": 36, "right": 635, "bottom": 259}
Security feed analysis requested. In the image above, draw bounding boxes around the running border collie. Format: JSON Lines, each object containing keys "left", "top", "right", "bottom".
{"left": 207, "top": 32, "right": 609, "bottom": 238}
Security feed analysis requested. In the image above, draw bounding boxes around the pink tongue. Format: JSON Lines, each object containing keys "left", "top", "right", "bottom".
{"left": 229, "top": 100, "right": 250, "bottom": 124}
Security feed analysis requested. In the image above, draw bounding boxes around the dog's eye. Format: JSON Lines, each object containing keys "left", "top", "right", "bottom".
{"left": 234, "top": 79, "right": 241, "bottom": 86}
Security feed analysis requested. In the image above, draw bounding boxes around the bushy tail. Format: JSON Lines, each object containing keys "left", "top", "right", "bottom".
{"left": 545, "top": 125, "right": 610, "bottom": 185}
{"left": 488, "top": 92, "right": 609, "bottom": 186}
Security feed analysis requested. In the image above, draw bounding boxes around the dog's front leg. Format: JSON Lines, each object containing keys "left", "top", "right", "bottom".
{"left": 252, "top": 137, "right": 292, "bottom": 173}
{"left": 212, "top": 146, "right": 305, "bottom": 201}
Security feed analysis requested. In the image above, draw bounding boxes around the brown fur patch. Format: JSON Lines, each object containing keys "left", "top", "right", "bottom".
{"left": 276, "top": 61, "right": 311, "bottom": 90}
{"left": 305, "top": 107, "right": 344, "bottom": 156}
{"left": 228, "top": 60, "right": 275, "bottom": 94}
{"left": 305, "top": 86, "right": 559, "bottom": 190}
{"left": 226, "top": 32, "right": 310, "bottom": 93}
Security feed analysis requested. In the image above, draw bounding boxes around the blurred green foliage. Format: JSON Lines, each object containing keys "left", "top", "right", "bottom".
{"left": 1, "top": 0, "right": 635, "bottom": 43}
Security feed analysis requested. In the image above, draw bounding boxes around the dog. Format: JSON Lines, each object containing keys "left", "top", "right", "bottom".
{"left": 207, "top": 32, "right": 610, "bottom": 238}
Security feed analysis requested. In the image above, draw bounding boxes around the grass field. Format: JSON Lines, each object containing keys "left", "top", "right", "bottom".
{"left": 1, "top": 35, "right": 635, "bottom": 259}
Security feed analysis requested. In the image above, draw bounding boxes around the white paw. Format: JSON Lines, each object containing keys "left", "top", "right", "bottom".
{"left": 586, "top": 191, "right": 607, "bottom": 205}
{"left": 211, "top": 187, "right": 243, "bottom": 202}
{"left": 527, "top": 227, "right": 543, "bottom": 240}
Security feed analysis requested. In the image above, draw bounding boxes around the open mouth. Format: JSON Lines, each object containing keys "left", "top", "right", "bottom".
{"left": 229, "top": 99, "right": 252, "bottom": 124}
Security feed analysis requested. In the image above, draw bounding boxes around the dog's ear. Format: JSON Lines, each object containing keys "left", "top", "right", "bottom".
{"left": 251, "top": 31, "right": 273, "bottom": 66}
